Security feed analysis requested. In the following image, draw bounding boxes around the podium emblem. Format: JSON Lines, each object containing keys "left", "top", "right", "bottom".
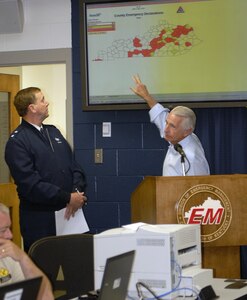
{"left": 176, "top": 184, "right": 232, "bottom": 242}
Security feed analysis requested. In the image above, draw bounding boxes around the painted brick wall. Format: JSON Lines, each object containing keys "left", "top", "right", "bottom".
{"left": 71, "top": 0, "right": 247, "bottom": 234}
{"left": 71, "top": 0, "right": 167, "bottom": 232}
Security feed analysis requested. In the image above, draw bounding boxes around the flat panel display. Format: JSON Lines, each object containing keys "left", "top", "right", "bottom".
{"left": 80, "top": 0, "right": 247, "bottom": 110}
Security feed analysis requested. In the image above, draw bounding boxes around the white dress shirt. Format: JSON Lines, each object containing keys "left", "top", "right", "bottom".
{"left": 149, "top": 103, "right": 210, "bottom": 176}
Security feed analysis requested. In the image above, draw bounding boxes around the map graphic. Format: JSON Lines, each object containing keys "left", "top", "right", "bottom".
{"left": 184, "top": 197, "right": 224, "bottom": 219}
{"left": 92, "top": 20, "right": 201, "bottom": 61}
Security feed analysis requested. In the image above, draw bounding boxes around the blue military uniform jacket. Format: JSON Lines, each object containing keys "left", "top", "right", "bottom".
{"left": 5, "top": 119, "right": 86, "bottom": 211}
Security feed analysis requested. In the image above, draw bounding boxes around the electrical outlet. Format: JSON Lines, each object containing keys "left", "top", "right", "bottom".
{"left": 95, "top": 149, "right": 103, "bottom": 164}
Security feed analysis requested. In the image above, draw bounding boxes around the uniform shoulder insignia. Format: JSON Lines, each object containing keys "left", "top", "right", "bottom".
{"left": 10, "top": 127, "right": 23, "bottom": 138}
{"left": 10, "top": 130, "right": 19, "bottom": 138}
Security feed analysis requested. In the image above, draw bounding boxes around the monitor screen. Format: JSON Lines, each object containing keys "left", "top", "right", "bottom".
{"left": 79, "top": 0, "right": 247, "bottom": 110}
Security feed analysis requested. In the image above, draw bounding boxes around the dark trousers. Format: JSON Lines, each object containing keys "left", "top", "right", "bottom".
{"left": 20, "top": 209, "right": 56, "bottom": 253}
{"left": 241, "top": 246, "right": 247, "bottom": 279}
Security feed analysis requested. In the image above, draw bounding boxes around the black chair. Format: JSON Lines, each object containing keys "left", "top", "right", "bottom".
{"left": 28, "top": 233, "right": 94, "bottom": 300}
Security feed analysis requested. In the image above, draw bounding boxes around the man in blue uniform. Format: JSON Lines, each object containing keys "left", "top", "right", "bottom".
{"left": 5, "top": 87, "right": 87, "bottom": 252}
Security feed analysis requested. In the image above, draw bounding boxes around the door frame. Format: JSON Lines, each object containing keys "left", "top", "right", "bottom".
{"left": 0, "top": 73, "right": 20, "bottom": 132}
{"left": 0, "top": 74, "right": 21, "bottom": 246}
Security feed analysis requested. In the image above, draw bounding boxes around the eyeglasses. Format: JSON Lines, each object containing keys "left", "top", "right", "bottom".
{"left": 0, "top": 226, "right": 11, "bottom": 235}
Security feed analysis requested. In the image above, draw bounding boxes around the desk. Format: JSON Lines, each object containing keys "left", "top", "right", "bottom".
{"left": 171, "top": 278, "right": 247, "bottom": 299}
{"left": 72, "top": 278, "right": 247, "bottom": 300}
{"left": 157, "top": 278, "right": 247, "bottom": 299}
{"left": 211, "top": 278, "right": 247, "bottom": 300}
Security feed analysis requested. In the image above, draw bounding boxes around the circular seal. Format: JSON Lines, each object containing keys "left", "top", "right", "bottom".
{"left": 176, "top": 184, "right": 232, "bottom": 243}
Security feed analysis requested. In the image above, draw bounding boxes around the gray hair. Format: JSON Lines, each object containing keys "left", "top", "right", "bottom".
{"left": 170, "top": 106, "right": 196, "bottom": 131}
{"left": 0, "top": 203, "right": 10, "bottom": 215}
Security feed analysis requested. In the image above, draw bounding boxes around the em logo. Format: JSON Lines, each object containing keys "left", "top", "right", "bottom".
{"left": 176, "top": 184, "right": 232, "bottom": 243}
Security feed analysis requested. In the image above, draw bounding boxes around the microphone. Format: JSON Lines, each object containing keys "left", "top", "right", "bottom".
{"left": 174, "top": 144, "right": 186, "bottom": 158}
{"left": 174, "top": 144, "right": 191, "bottom": 176}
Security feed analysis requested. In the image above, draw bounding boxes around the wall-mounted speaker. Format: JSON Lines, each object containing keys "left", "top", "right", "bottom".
{"left": 0, "top": 0, "right": 24, "bottom": 34}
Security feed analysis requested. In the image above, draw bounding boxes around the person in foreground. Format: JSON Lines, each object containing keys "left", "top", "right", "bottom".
{"left": 131, "top": 74, "right": 210, "bottom": 176}
{"left": 0, "top": 203, "right": 54, "bottom": 300}
{"left": 5, "top": 87, "right": 87, "bottom": 252}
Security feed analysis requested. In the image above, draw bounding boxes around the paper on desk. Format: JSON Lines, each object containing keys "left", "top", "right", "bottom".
{"left": 122, "top": 222, "right": 147, "bottom": 231}
{"left": 55, "top": 207, "right": 89, "bottom": 236}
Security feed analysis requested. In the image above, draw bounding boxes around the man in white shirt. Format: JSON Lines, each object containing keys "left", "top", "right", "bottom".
{"left": 131, "top": 74, "right": 210, "bottom": 176}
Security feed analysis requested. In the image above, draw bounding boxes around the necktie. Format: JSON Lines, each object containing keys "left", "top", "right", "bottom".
{"left": 40, "top": 127, "right": 48, "bottom": 142}
{"left": 40, "top": 127, "right": 54, "bottom": 151}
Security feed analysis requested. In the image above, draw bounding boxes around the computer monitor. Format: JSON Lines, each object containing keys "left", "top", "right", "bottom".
{"left": 0, "top": 276, "right": 42, "bottom": 300}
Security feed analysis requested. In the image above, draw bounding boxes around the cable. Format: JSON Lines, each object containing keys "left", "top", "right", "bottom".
{"left": 173, "top": 286, "right": 201, "bottom": 300}
{"left": 185, "top": 156, "right": 191, "bottom": 174}
{"left": 136, "top": 282, "right": 161, "bottom": 299}
{"left": 135, "top": 259, "right": 182, "bottom": 299}
{"left": 134, "top": 259, "right": 201, "bottom": 300}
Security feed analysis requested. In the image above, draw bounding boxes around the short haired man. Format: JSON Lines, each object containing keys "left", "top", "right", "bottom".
{"left": 131, "top": 74, "right": 210, "bottom": 176}
{"left": 5, "top": 87, "right": 87, "bottom": 252}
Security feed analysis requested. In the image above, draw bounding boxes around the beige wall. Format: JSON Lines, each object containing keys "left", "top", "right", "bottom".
{"left": 0, "top": 0, "right": 72, "bottom": 142}
{"left": 0, "top": 64, "right": 66, "bottom": 136}
{"left": 0, "top": 0, "right": 71, "bottom": 52}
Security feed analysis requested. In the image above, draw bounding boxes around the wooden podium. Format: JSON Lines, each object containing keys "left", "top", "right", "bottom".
{"left": 131, "top": 174, "right": 247, "bottom": 278}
